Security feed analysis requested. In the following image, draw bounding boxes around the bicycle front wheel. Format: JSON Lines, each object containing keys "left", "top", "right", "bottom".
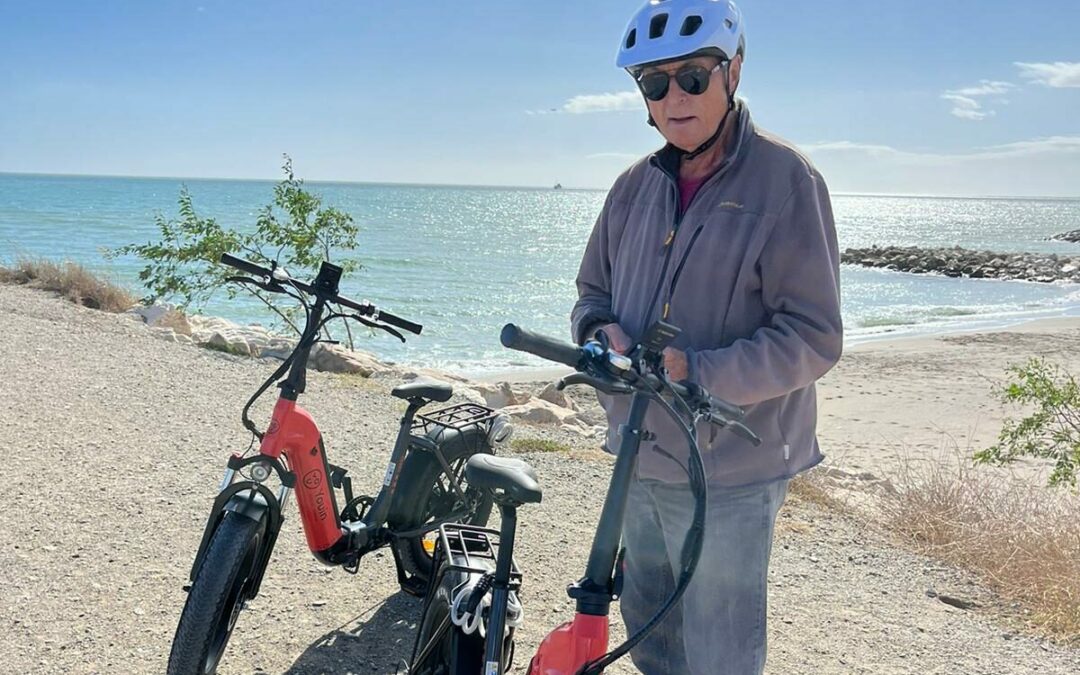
{"left": 168, "top": 511, "right": 267, "bottom": 675}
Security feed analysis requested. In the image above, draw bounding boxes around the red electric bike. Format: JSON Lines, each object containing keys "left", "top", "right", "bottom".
{"left": 167, "top": 254, "right": 511, "bottom": 675}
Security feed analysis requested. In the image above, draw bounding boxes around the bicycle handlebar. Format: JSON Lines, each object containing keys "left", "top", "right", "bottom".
{"left": 500, "top": 324, "right": 583, "bottom": 369}
{"left": 219, "top": 253, "right": 422, "bottom": 335}
{"left": 500, "top": 323, "right": 757, "bottom": 444}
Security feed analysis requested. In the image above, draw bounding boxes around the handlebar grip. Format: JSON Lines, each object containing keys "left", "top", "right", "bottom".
{"left": 220, "top": 253, "right": 271, "bottom": 278}
{"left": 500, "top": 324, "right": 583, "bottom": 369}
{"left": 375, "top": 310, "right": 423, "bottom": 336}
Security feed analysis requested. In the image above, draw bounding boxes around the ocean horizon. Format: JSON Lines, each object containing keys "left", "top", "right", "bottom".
{"left": 2, "top": 172, "right": 1078, "bottom": 374}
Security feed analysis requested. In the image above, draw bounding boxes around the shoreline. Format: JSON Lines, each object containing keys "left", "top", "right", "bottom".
{"left": 463, "top": 312, "right": 1080, "bottom": 383}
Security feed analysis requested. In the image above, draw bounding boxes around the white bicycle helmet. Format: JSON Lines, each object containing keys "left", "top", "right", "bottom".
{"left": 616, "top": 0, "right": 746, "bottom": 71}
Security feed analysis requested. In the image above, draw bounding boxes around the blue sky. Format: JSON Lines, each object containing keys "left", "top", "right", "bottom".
{"left": 2, "top": 0, "right": 1078, "bottom": 196}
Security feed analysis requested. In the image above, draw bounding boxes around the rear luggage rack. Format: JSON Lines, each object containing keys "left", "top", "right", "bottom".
{"left": 414, "top": 402, "right": 499, "bottom": 434}
{"left": 433, "top": 522, "right": 521, "bottom": 584}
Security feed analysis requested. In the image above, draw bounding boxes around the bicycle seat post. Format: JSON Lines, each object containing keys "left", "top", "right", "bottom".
{"left": 485, "top": 497, "right": 520, "bottom": 671}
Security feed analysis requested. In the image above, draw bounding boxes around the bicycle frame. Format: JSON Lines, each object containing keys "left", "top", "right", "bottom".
{"left": 525, "top": 389, "right": 651, "bottom": 674}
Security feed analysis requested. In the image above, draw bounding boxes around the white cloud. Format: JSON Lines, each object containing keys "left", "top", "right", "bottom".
{"left": 948, "top": 80, "right": 1014, "bottom": 96}
{"left": 530, "top": 91, "right": 643, "bottom": 115}
{"left": 940, "top": 81, "right": 1014, "bottom": 121}
{"left": 803, "top": 136, "right": 1080, "bottom": 196}
{"left": 1015, "top": 61, "right": 1080, "bottom": 88}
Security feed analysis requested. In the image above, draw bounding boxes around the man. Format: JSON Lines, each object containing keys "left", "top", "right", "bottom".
{"left": 570, "top": 1, "right": 843, "bottom": 673}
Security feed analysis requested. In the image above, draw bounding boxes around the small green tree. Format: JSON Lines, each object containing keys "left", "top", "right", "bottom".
{"left": 975, "top": 357, "right": 1080, "bottom": 488}
{"left": 111, "top": 155, "right": 361, "bottom": 343}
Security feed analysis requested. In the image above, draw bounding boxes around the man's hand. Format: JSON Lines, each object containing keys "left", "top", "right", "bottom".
{"left": 663, "top": 347, "right": 689, "bottom": 381}
{"left": 599, "top": 323, "right": 633, "bottom": 354}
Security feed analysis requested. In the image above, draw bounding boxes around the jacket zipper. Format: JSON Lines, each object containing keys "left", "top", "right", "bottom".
{"left": 644, "top": 174, "right": 682, "bottom": 325}
{"left": 662, "top": 223, "right": 707, "bottom": 320}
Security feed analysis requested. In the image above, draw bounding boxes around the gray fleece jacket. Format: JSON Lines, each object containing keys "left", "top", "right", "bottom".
{"left": 571, "top": 104, "right": 843, "bottom": 486}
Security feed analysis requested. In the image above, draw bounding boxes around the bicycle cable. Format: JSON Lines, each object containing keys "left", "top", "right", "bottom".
{"left": 578, "top": 375, "right": 708, "bottom": 675}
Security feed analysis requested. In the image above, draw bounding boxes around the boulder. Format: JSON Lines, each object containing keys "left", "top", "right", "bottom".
{"left": 309, "top": 343, "right": 388, "bottom": 376}
{"left": 537, "top": 382, "right": 578, "bottom": 411}
{"left": 471, "top": 381, "right": 528, "bottom": 409}
{"left": 501, "top": 398, "right": 589, "bottom": 433}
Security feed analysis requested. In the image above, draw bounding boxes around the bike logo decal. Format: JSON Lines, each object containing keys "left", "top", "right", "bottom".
{"left": 303, "top": 469, "right": 322, "bottom": 490}
{"left": 383, "top": 462, "right": 395, "bottom": 487}
{"left": 485, "top": 662, "right": 499, "bottom": 675}
{"left": 266, "top": 419, "right": 280, "bottom": 435}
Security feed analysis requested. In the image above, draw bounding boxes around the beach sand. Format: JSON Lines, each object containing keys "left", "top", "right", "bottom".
{"left": 1, "top": 284, "right": 1077, "bottom": 674}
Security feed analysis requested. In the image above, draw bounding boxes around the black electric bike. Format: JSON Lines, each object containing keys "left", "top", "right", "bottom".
{"left": 408, "top": 321, "right": 760, "bottom": 675}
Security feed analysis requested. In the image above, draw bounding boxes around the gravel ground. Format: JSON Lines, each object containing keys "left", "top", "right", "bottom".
{"left": 1, "top": 285, "right": 1077, "bottom": 674}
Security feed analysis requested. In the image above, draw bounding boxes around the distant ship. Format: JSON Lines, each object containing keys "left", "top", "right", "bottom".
{"left": 553, "top": 183, "right": 563, "bottom": 190}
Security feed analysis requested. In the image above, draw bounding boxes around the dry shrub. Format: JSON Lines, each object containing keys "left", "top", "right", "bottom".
{"left": 0, "top": 258, "right": 134, "bottom": 313}
{"left": 882, "top": 453, "right": 1080, "bottom": 642}
{"left": 788, "top": 466, "right": 847, "bottom": 511}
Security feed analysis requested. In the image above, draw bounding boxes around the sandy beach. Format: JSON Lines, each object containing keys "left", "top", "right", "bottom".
{"left": 1, "top": 284, "right": 1078, "bottom": 674}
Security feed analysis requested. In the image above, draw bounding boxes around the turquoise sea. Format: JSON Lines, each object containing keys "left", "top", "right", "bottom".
{"left": 2, "top": 173, "right": 1078, "bottom": 374}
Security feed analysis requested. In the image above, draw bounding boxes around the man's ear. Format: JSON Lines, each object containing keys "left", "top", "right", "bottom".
{"left": 728, "top": 54, "right": 743, "bottom": 94}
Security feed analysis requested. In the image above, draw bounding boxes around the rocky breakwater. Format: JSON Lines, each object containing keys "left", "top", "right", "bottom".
{"left": 1050, "top": 229, "right": 1080, "bottom": 243}
{"left": 842, "top": 245, "right": 1080, "bottom": 283}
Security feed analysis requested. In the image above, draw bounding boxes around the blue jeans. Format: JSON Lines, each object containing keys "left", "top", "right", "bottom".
{"left": 620, "top": 476, "right": 789, "bottom": 675}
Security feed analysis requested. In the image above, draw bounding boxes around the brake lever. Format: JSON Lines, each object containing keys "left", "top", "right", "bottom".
{"left": 558, "top": 372, "right": 632, "bottom": 395}
{"left": 707, "top": 412, "right": 761, "bottom": 446}
{"left": 349, "top": 314, "right": 406, "bottom": 343}
{"left": 225, "top": 275, "right": 287, "bottom": 294}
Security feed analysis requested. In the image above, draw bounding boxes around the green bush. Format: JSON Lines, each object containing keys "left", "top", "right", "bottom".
{"left": 975, "top": 357, "right": 1080, "bottom": 488}
{"left": 110, "top": 155, "right": 360, "bottom": 340}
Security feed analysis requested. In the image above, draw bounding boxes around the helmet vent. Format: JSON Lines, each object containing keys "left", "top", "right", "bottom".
{"left": 724, "top": 18, "right": 734, "bottom": 29}
{"left": 625, "top": 28, "right": 637, "bottom": 49}
{"left": 680, "top": 16, "right": 703, "bottom": 36}
{"left": 649, "top": 14, "right": 669, "bottom": 39}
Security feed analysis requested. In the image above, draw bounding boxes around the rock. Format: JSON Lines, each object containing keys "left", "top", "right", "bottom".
{"left": 255, "top": 337, "right": 297, "bottom": 361}
{"left": 537, "top": 382, "right": 577, "bottom": 410}
{"left": 126, "top": 303, "right": 171, "bottom": 325}
{"left": 205, "top": 330, "right": 251, "bottom": 356}
{"left": 126, "top": 303, "right": 191, "bottom": 335}
{"left": 501, "top": 398, "right": 589, "bottom": 433}
{"left": 309, "top": 343, "right": 387, "bottom": 376}
{"left": 471, "top": 381, "right": 527, "bottom": 409}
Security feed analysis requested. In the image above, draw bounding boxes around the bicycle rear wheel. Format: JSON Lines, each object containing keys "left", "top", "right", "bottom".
{"left": 411, "top": 578, "right": 486, "bottom": 675}
{"left": 168, "top": 511, "right": 267, "bottom": 675}
{"left": 388, "top": 425, "right": 493, "bottom": 583}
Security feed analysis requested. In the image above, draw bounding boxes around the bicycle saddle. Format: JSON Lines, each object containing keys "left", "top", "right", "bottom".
{"left": 465, "top": 454, "right": 542, "bottom": 505}
{"left": 391, "top": 378, "right": 453, "bottom": 403}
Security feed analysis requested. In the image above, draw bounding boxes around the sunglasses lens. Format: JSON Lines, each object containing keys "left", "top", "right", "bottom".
{"left": 675, "top": 66, "right": 711, "bottom": 96}
{"left": 639, "top": 72, "right": 670, "bottom": 101}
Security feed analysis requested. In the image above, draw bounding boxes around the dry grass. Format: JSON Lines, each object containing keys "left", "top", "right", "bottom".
{"left": 882, "top": 454, "right": 1080, "bottom": 642}
{"left": 511, "top": 437, "right": 571, "bottom": 454}
{"left": 788, "top": 466, "right": 849, "bottom": 511}
{"left": 0, "top": 257, "right": 134, "bottom": 313}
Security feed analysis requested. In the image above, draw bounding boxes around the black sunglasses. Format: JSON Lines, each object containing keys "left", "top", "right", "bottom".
{"left": 636, "top": 62, "right": 725, "bottom": 101}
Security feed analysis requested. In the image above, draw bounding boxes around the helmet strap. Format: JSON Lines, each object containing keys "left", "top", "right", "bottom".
{"left": 682, "top": 63, "right": 736, "bottom": 161}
